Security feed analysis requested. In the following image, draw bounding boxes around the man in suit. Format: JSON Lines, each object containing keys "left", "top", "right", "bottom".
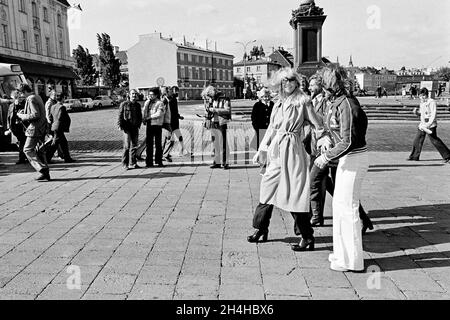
{"left": 16, "top": 84, "right": 50, "bottom": 181}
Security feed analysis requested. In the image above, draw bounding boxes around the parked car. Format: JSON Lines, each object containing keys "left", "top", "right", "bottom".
{"left": 79, "top": 98, "right": 95, "bottom": 110}
{"left": 63, "top": 99, "right": 83, "bottom": 112}
{"left": 92, "top": 95, "right": 114, "bottom": 108}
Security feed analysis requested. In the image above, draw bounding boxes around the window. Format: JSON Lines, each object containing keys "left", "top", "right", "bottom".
{"left": 179, "top": 52, "right": 184, "bottom": 61}
{"left": 34, "top": 34, "right": 41, "bottom": 54}
{"left": 19, "top": 0, "right": 26, "bottom": 13}
{"left": 22, "top": 30, "right": 28, "bottom": 51}
{"left": 256, "top": 66, "right": 261, "bottom": 72}
{"left": 31, "top": 1, "right": 38, "bottom": 17}
{"left": 184, "top": 53, "right": 188, "bottom": 62}
{"left": 2, "top": 24, "right": 9, "bottom": 47}
{"left": 43, "top": 7, "right": 49, "bottom": 22}
{"left": 59, "top": 41, "right": 64, "bottom": 59}
{"left": 199, "top": 56, "right": 203, "bottom": 64}
{"left": 45, "top": 37, "right": 51, "bottom": 56}
{"left": 57, "top": 13, "right": 62, "bottom": 27}
{"left": 236, "top": 67, "right": 241, "bottom": 73}
{"left": 0, "top": 0, "right": 8, "bottom": 5}
{"left": 246, "top": 66, "right": 250, "bottom": 72}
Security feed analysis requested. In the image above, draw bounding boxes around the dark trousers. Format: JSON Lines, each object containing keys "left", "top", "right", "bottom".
{"left": 47, "top": 130, "right": 72, "bottom": 162}
{"left": 252, "top": 203, "right": 314, "bottom": 239}
{"left": 15, "top": 133, "right": 27, "bottom": 163}
{"left": 409, "top": 127, "right": 450, "bottom": 160}
{"left": 146, "top": 125, "right": 163, "bottom": 166}
{"left": 310, "top": 161, "right": 331, "bottom": 221}
{"left": 122, "top": 127, "right": 139, "bottom": 167}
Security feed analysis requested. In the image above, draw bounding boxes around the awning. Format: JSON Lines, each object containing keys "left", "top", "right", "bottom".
{"left": 0, "top": 56, "right": 78, "bottom": 80}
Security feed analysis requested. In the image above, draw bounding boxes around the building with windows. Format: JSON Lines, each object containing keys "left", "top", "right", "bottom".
{"left": 234, "top": 49, "right": 294, "bottom": 87}
{"left": 128, "top": 33, "right": 234, "bottom": 100}
{"left": 0, "top": 0, "right": 77, "bottom": 99}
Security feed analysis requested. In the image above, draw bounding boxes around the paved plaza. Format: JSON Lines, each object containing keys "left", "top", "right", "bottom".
{"left": 0, "top": 109, "right": 450, "bottom": 300}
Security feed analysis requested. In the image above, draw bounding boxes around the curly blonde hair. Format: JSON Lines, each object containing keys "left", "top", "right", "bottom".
{"left": 268, "top": 67, "right": 309, "bottom": 105}
{"left": 201, "top": 85, "right": 218, "bottom": 99}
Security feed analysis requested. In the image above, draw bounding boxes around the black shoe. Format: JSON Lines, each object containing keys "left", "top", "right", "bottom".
{"left": 64, "top": 158, "right": 75, "bottom": 163}
{"left": 210, "top": 163, "right": 221, "bottom": 169}
{"left": 36, "top": 169, "right": 51, "bottom": 181}
{"left": 156, "top": 163, "right": 165, "bottom": 168}
{"left": 247, "top": 229, "right": 269, "bottom": 243}
{"left": 291, "top": 237, "right": 315, "bottom": 251}
{"left": 444, "top": 158, "right": 450, "bottom": 164}
{"left": 361, "top": 215, "right": 374, "bottom": 236}
{"left": 407, "top": 157, "right": 419, "bottom": 161}
{"left": 146, "top": 163, "right": 154, "bottom": 168}
{"left": 311, "top": 216, "right": 324, "bottom": 227}
{"left": 223, "top": 164, "right": 230, "bottom": 170}
{"left": 15, "top": 160, "right": 27, "bottom": 165}
{"left": 164, "top": 156, "right": 173, "bottom": 163}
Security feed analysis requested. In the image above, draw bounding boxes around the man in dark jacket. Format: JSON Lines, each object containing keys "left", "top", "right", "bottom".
{"left": 118, "top": 89, "right": 142, "bottom": 170}
{"left": 16, "top": 84, "right": 50, "bottom": 181}
{"left": 46, "top": 92, "right": 74, "bottom": 163}
{"left": 7, "top": 90, "right": 27, "bottom": 165}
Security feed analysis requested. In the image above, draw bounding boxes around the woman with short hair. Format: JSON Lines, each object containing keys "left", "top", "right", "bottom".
{"left": 251, "top": 88, "right": 274, "bottom": 150}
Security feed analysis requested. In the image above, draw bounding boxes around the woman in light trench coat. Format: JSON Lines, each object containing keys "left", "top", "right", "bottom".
{"left": 248, "top": 67, "right": 324, "bottom": 251}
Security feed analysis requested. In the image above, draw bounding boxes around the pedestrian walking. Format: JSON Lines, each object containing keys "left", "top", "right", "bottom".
{"left": 46, "top": 92, "right": 74, "bottom": 163}
{"left": 15, "top": 84, "right": 51, "bottom": 181}
{"left": 6, "top": 90, "right": 27, "bottom": 165}
{"left": 314, "top": 67, "right": 369, "bottom": 272}
{"left": 247, "top": 67, "right": 324, "bottom": 252}
{"left": 162, "top": 86, "right": 187, "bottom": 160}
{"left": 407, "top": 87, "right": 450, "bottom": 163}
{"left": 251, "top": 88, "right": 274, "bottom": 150}
{"left": 143, "top": 87, "right": 165, "bottom": 167}
{"left": 202, "top": 86, "right": 231, "bottom": 170}
{"left": 118, "top": 89, "right": 143, "bottom": 170}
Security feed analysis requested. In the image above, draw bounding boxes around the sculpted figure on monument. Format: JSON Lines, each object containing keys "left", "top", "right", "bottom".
{"left": 290, "top": 0, "right": 325, "bottom": 28}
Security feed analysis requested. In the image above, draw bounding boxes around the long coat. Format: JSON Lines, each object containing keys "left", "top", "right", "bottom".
{"left": 259, "top": 94, "right": 319, "bottom": 213}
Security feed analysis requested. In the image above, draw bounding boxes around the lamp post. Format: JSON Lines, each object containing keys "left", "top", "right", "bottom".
{"left": 235, "top": 40, "right": 256, "bottom": 99}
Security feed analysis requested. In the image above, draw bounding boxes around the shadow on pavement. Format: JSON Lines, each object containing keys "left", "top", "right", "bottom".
{"left": 51, "top": 172, "right": 194, "bottom": 182}
{"left": 369, "top": 163, "right": 446, "bottom": 168}
{"left": 361, "top": 204, "right": 450, "bottom": 271}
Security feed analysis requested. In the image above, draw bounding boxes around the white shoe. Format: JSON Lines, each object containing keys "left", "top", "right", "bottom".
{"left": 330, "top": 262, "right": 349, "bottom": 272}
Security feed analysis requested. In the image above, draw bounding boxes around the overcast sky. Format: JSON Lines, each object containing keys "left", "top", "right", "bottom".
{"left": 68, "top": 0, "right": 450, "bottom": 70}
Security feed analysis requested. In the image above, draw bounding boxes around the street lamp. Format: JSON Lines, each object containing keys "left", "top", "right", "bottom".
{"left": 235, "top": 40, "right": 256, "bottom": 99}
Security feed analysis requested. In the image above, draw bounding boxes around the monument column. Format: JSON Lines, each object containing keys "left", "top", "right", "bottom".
{"left": 290, "top": 0, "right": 327, "bottom": 77}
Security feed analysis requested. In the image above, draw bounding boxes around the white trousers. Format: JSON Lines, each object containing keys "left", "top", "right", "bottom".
{"left": 331, "top": 152, "right": 369, "bottom": 271}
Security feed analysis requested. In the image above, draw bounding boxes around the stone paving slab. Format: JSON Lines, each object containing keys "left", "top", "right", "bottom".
{"left": 0, "top": 150, "right": 449, "bottom": 300}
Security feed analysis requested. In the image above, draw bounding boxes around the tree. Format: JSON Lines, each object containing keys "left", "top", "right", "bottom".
{"left": 250, "top": 46, "right": 261, "bottom": 59}
{"left": 436, "top": 67, "right": 450, "bottom": 81}
{"left": 72, "top": 45, "right": 97, "bottom": 86}
{"left": 259, "top": 45, "right": 265, "bottom": 57}
{"left": 97, "top": 33, "right": 122, "bottom": 89}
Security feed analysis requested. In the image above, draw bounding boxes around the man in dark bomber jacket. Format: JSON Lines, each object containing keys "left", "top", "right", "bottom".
{"left": 118, "top": 89, "right": 142, "bottom": 170}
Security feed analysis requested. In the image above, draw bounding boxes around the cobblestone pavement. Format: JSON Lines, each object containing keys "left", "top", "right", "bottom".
{"left": 66, "top": 108, "right": 450, "bottom": 154}
{"left": 0, "top": 109, "right": 450, "bottom": 300}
